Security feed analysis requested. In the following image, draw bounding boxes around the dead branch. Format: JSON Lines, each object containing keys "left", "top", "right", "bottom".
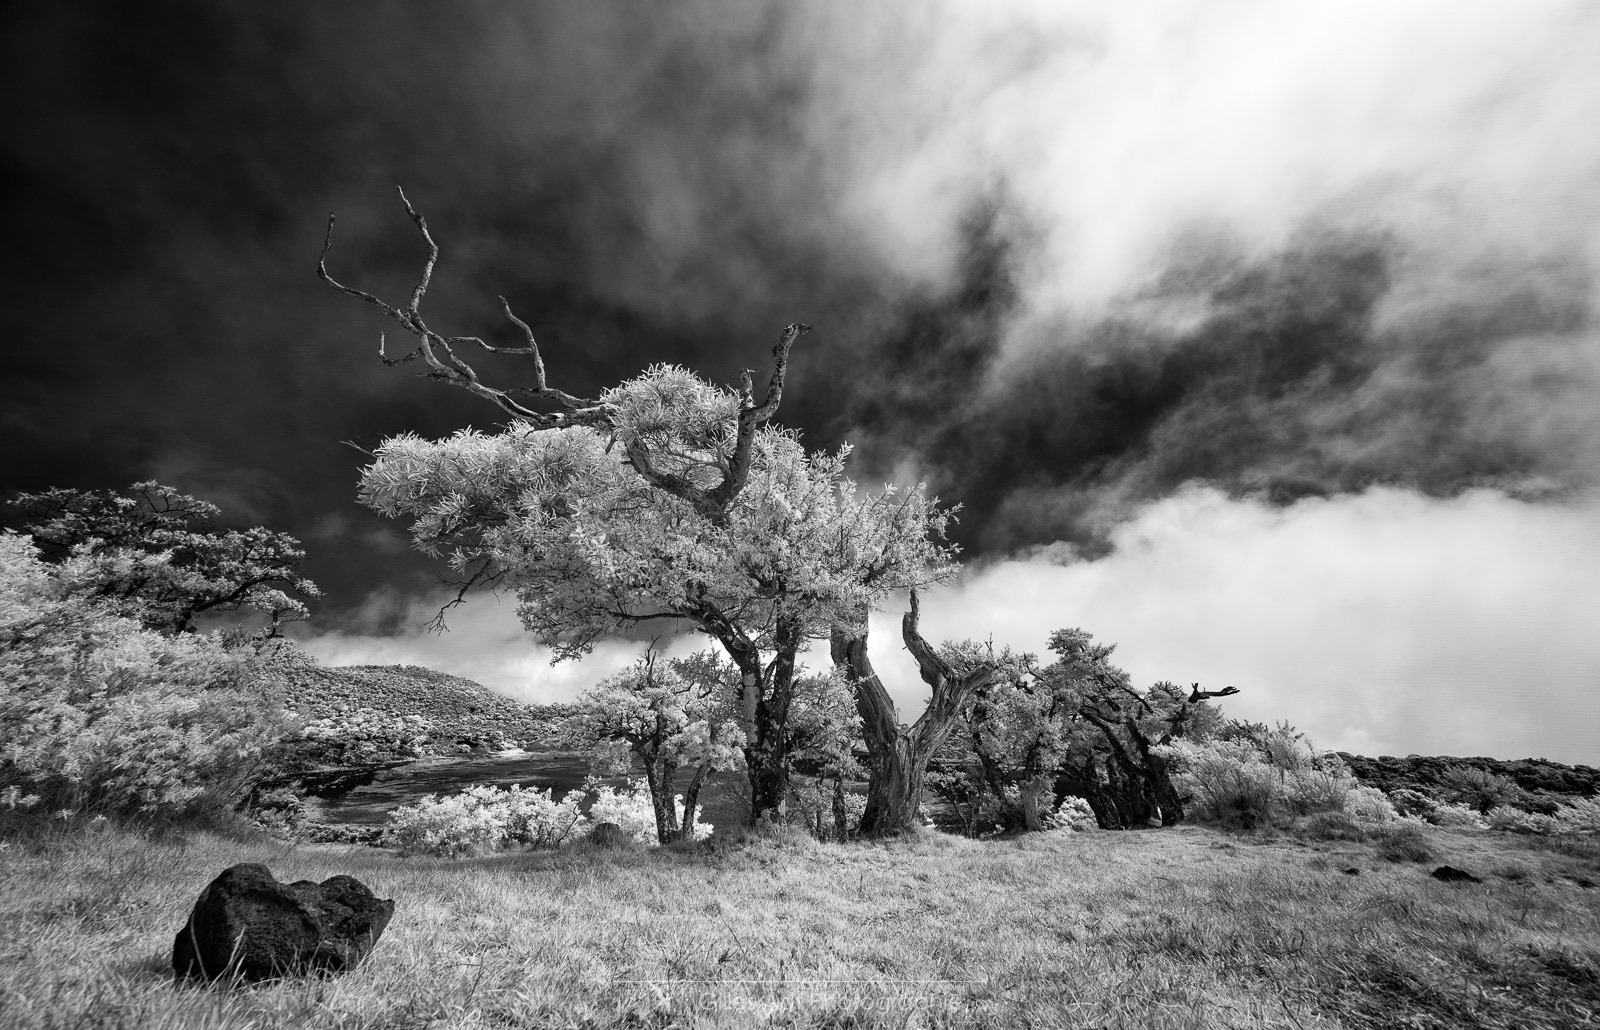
{"left": 318, "top": 187, "right": 610, "bottom": 429}
{"left": 321, "top": 189, "right": 810, "bottom": 522}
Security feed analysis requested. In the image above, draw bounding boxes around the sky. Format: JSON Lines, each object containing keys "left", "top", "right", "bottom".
{"left": 5, "top": 2, "right": 1598, "bottom": 764}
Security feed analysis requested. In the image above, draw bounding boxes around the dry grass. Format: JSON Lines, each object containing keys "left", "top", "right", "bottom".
{"left": 1, "top": 816, "right": 1597, "bottom": 1029}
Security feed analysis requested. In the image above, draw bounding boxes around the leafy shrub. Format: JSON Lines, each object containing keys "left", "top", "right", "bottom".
{"left": 1374, "top": 822, "right": 1436, "bottom": 863}
{"left": 1164, "top": 738, "right": 1280, "bottom": 827}
{"left": 1424, "top": 802, "right": 1486, "bottom": 828}
{"left": 383, "top": 783, "right": 586, "bottom": 856}
{"left": 1045, "top": 795, "right": 1098, "bottom": 832}
{"left": 585, "top": 777, "right": 710, "bottom": 844}
{"left": 1439, "top": 766, "right": 1525, "bottom": 814}
{"left": 0, "top": 532, "right": 294, "bottom": 817}
{"left": 1344, "top": 785, "right": 1399, "bottom": 823}
{"left": 1553, "top": 796, "right": 1600, "bottom": 834}
{"left": 1387, "top": 787, "right": 1437, "bottom": 818}
{"left": 1486, "top": 805, "right": 1559, "bottom": 835}
{"left": 1485, "top": 797, "right": 1600, "bottom": 836}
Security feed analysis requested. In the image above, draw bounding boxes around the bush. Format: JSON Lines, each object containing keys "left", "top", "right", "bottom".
{"left": 383, "top": 783, "right": 586, "bottom": 856}
{"left": 0, "top": 532, "right": 294, "bottom": 818}
{"left": 1486, "top": 805, "right": 1559, "bottom": 835}
{"left": 1424, "top": 802, "right": 1486, "bottom": 829}
{"left": 1387, "top": 787, "right": 1437, "bottom": 818}
{"left": 1343, "top": 785, "right": 1399, "bottom": 823}
{"left": 1439, "top": 766, "right": 1525, "bottom": 815}
{"left": 584, "top": 778, "right": 711, "bottom": 844}
{"left": 1486, "top": 797, "right": 1600, "bottom": 836}
{"left": 1045, "top": 795, "right": 1098, "bottom": 832}
{"left": 1375, "top": 822, "right": 1437, "bottom": 863}
{"left": 1553, "top": 796, "right": 1600, "bottom": 834}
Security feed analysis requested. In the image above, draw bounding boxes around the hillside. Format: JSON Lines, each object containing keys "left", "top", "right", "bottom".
{"left": 279, "top": 664, "right": 570, "bottom": 752}
{"left": 1339, "top": 752, "right": 1600, "bottom": 802}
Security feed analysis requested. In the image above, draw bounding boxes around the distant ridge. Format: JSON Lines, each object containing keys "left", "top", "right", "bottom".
{"left": 280, "top": 664, "right": 570, "bottom": 751}
{"left": 1339, "top": 752, "right": 1600, "bottom": 802}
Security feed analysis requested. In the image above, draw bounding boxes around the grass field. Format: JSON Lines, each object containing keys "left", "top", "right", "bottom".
{"left": 1, "top": 818, "right": 1596, "bottom": 1029}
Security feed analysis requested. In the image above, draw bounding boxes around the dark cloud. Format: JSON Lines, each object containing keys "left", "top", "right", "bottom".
{"left": 3, "top": 2, "right": 1597, "bottom": 633}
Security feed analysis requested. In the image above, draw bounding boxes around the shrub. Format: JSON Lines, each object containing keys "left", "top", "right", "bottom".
{"left": 0, "top": 532, "right": 294, "bottom": 817}
{"left": 383, "top": 783, "right": 586, "bottom": 856}
{"left": 1553, "top": 796, "right": 1600, "bottom": 834}
{"left": 1166, "top": 738, "right": 1281, "bottom": 827}
{"left": 1388, "top": 787, "right": 1437, "bottom": 818}
{"left": 1375, "top": 822, "right": 1436, "bottom": 863}
{"left": 1046, "top": 795, "right": 1098, "bottom": 832}
{"left": 1439, "top": 766, "right": 1525, "bottom": 814}
{"left": 584, "top": 778, "right": 709, "bottom": 844}
{"left": 1486, "top": 805, "right": 1559, "bottom": 835}
{"left": 1343, "top": 785, "right": 1399, "bottom": 823}
{"left": 1424, "top": 802, "right": 1486, "bottom": 829}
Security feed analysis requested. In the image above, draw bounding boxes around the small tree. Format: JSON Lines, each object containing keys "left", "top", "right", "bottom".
{"left": 563, "top": 649, "right": 745, "bottom": 844}
{"left": 323, "top": 191, "right": 966, "bottom": 827}
{"left": 928, "top": 627, "right": 1237, "bottom": 832}
{"left": 12, "top": 481, "right": 319, "bottom": 636}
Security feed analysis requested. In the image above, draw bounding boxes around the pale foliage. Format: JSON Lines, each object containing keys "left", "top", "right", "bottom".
{"left": 383, "top": 783, "right": 587, "bottom": 856}
{"left": 0, "top": 531, "right": 294, "bottom": 815}
{"left": 1159, "top": 724, "right": 1384, "bottom": 826}
{"left": 585, "top": 777, "right": 708, "bottom": 844}
{"left": 357, "top": 416, "right": 955, "bottom": 661}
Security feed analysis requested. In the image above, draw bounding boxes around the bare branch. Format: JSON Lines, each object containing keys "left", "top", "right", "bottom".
{"left": 319, "top": 189, "right": 610, "bottom": 429}
{"left": 323, "top": 191, "right": 813, "bottom": 520}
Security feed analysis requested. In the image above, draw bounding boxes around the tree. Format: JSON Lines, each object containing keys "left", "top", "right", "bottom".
{"left": 562, "top": 649, "right": 745, "bottom": 844}
{"left": 322, "top": 190, "right": 962, "bottom": 827}
{"left": 0, "top": 530, "right": 296, "bottom": 816}
{"left": 12, "top": 481, "right": 319, "bottom": 636}
{"left": 928, "top": 627, "right": 1238, "bottom": 833}
{"left": 1044, "top": 630, "right": 1237, "bottom": 829}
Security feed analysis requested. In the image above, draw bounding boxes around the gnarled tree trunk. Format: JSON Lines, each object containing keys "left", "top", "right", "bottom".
{"left": 832, "top": 593, "right": 994, "bottom": 837}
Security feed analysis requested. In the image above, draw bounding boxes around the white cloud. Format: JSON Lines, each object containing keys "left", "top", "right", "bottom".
{"left": 298, "top": 592, "right": 713, "bottom": 706}
{"left": 796, "top": 0, "right": 1600, "bottom": 319}
{"left": 898, "top": 486, "right": 1600, "bottom": 766}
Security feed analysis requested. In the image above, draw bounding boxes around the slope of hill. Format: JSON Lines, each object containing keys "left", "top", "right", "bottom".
{"left": 279, "top": 664, "right": 570, "bottom": 752}
{"left": 1339, "top": 752, "right": 1600, "bottom": 801}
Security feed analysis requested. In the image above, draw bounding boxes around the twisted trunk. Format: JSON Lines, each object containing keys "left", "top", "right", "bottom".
{"left": 831, "top": 593, "right": 994, "bottom": 837}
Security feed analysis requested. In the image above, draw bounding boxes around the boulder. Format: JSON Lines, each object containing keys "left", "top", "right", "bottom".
{"left": 172, "top": 864, "right": 394, "bottom": 982}
{"left": 1430, "top": 865, "right": 1483, "bottom": 883}
{"left": 588, "top": 822, "right": 630, "bottom": 849}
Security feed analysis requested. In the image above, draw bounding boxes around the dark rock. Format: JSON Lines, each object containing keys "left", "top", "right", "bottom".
{"left": 589, "top": 822, "right": 630, "bottom": 849}
{"left": 172, "top": 864, "right": 394, "bottom": 982}
{"left": 1430, "top": 865, "right": 1482, "bottom": 883}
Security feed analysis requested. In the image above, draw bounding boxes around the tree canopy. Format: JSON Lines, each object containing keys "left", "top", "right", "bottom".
{"left": 12, "top": 481, "right": 319, "bottom": 636}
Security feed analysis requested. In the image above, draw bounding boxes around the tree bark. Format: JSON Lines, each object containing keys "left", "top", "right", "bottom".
{"left": 831, "top": 593, "right": 994, "bottom": 838}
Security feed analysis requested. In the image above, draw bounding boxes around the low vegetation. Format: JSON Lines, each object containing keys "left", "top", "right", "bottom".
{"left": 2, "top": 813, "right": 1596, "bottom": 1030}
